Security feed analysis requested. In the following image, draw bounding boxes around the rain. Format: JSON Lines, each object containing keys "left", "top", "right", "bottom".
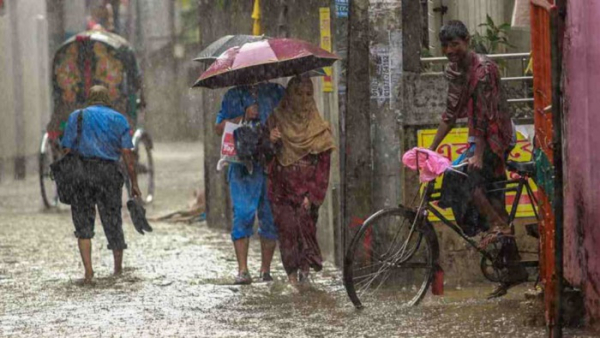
{"left": 1, "top": 1, "right": 599, "bottom": 337}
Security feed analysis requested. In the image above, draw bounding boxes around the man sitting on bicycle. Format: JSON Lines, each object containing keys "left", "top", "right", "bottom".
{"left": 428, "top": 20, "right": 528, "bottom": 298}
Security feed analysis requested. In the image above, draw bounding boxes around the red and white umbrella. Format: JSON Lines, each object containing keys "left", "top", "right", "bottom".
{"left": 192, "top": 38, "right": 340, "bottom": 89}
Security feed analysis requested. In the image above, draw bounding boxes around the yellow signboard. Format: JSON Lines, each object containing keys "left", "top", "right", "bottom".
{"left": 417, "top": 128, "right": 538, "bottom": 220}
{"left": 319, "top": 8, "right": 333, "bottom": 92}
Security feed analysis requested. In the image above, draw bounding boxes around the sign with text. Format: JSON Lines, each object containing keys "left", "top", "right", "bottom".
{"left": 319, "top": 8, "right": 333, "bottom": 92}
{"left": 417, "top": 127, "right": 538, "bottom": 220}
{"left": 335, "top": 0, "right": 349, "bottom": 18}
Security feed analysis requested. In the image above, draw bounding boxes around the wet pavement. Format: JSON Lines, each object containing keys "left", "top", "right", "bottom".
{"left": 0, "top": 142, "right": 596, "bottom": 337}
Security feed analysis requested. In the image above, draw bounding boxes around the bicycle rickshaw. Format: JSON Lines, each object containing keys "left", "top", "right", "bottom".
{"left": 343, "top": 149, "right": 540, "bottom": 309}
{"left": 40, "top": 29, "right": 155, "bottom": 208}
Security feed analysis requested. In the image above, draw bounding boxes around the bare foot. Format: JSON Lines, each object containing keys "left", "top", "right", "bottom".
{"left": 83, "top": 271, "right": 94, "bottom": 285}
{"left": 288, "top": 272, "right": 299, "bottom": 287}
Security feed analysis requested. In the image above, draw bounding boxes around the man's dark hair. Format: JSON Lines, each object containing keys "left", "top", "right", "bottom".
{"left": 439, "top": 20, "right": 470, "bottom": 43}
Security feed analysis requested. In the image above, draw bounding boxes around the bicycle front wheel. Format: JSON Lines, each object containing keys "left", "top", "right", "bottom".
{"left": 343, "top": 207, "right": 439, "bottom": 309}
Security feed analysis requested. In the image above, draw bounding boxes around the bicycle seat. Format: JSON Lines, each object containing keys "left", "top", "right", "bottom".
{"left": 506, "top": 161, "right": 536, "bottom": 176}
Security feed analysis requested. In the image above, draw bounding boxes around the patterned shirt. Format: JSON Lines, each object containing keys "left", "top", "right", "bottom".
{"left": 441, "top": 52, "right": 514, "bottom": 159}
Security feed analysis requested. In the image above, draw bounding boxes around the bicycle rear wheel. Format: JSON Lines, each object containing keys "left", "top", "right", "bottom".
{"left": 134, "top": 135, "right": 154, "bottom": 204}
{"left": 39, "top": 133, "right": 59, "bottom": 209}
{"left": 343, "top": 207, "right": 439, "bottom": 309}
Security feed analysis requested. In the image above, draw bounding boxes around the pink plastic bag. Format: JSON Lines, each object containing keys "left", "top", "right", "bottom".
{"left": 401, "top": 147, "right": 451, "bottom": 182}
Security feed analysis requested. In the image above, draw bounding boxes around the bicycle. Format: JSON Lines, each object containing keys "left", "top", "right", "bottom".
{"left": 343, "top": 154, "right": 539, "bottom": 309}
{"left": 39, "top": 128, "right": 155, "bottom": 208}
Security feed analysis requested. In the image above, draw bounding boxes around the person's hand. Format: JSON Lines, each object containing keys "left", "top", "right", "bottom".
{"left": 468, "top": 154, "right": 483, "bottom": 171}
{"left": 302, "top": 196, "right": 311, "bottom": 211}
{"left": 131, "top": 183, "right": 142, "bottom": 199}
{"left": 245, "top": 104, "right": 259, "bottom": 120}
{"left": 270, "top": 127, "right": 282, "bottom": 143}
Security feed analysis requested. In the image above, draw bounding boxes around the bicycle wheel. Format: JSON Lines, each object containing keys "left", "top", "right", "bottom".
{"left": 134, "top": 135, "right": 155, "bottom": 204}
{"left": 39, "top": 133, "right": 59, "bottom": 208}
{"left": 343, "top": 207, "right": 439, "bottom": 309}
{"left": 480, "top": 243, "right": 502, "bottom": 283}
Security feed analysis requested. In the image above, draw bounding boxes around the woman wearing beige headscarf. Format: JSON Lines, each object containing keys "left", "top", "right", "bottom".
{"left": 267, "top": 76, "right": 335, "bottom": 286}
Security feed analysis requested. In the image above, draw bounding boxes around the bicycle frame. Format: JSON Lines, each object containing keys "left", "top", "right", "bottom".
{"left": 415, "top": 173, "right": 540, "bottom": 263}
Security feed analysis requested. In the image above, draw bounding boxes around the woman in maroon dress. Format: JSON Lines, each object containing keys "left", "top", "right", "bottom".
{"left": 267, "top": 76, "right": 335, "bottom": 286}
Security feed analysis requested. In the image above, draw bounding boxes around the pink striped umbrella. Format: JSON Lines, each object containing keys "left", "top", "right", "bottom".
{"left": 193, "top": 38, "right": 340, "bottom": 89}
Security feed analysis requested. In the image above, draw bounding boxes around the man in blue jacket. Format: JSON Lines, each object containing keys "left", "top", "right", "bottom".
{"left": 215, "top": 82, "right": 285, "bottom": 284}
{"left": 62, "top": 85, "right": 140, "bottom": 284}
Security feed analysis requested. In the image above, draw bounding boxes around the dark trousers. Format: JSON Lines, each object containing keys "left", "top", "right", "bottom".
{"left": 71, "top": 159, "right": 127, "bottom": 250}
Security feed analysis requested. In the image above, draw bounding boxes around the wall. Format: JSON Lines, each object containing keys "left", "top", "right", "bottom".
{"left": 0, "top": 0, "right": 51, "bottom": 181}
{"left": 563, "top": 0, "right": 600, "bottom": 326}
{"left": 428, "top": 0, "right": 505, "bottom": 56}
{"left": 427, "top": 0, "right": 529, "bottom": 56}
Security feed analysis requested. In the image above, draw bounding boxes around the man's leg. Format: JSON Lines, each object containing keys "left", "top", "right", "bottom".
{"left": 71, "top": 200, "right": 96, "bottom": 284}
{"left": 78, "top": 239, "right": 94, "bottom": 284}
{"left": 257, "top": 177, "right": 277, "bottom": 277}
{"left": 229, "top": 166, "right": 261, "bottom": 283}
{"left": 97, "top": 167, "right": 127, "bottom": 276}
{"left": 113, "top": 250, "right": 123, "bottom": 275}
{"left": 260, "top": 237, "right": 276, "bottom": 275}
{"left": 472, "top": 187, "right": 510, "bottom": 228}
{"left": 233, "top": 237, "right": 250, "bottom": 275}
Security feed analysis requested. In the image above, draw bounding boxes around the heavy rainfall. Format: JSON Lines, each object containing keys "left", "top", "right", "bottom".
{"left": 0, "top": 1, "right": 599, "bottom": 338}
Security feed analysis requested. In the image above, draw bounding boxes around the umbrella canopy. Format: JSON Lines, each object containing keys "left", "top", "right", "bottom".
{"left": 193, "top": 35, "right": 268, "bottom": 64}
{"left": 193, "top": 38, "right": 340, "bottom": 89}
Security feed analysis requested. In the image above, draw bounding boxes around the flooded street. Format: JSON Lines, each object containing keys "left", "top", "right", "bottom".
{"left": 0, "top": 143, "right": 593, "bottom": 337}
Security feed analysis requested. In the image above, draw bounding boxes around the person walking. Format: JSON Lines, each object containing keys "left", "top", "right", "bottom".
{"left": 428, "top": 21, "right": 528, "bottom": 298}
{"left": 214, "top": 82, "right": 285, "bottom": 284}
{"left": 61, "top": 85, "right": 141, "bottom": 285}
{"left": 267, "top": 76, "right": 335, "bottom": 286}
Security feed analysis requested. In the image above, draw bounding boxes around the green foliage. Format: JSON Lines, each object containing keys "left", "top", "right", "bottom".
{"left": 470, "top": 15, "right": 513, "bottom": 54}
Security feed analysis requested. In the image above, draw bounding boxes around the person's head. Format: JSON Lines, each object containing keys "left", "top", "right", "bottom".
{"left": 87, "top": 85, "right": 112, "bottom": 107}
{"left": 439, "top": 20, "right": 471, "bottom": 64}
{"left": 286, "top": 75, "right": 313, "bottom": 101}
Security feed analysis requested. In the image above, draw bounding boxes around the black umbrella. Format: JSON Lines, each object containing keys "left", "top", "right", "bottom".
{"left": 193, "top": 35, "right": 269, "bottom": 64}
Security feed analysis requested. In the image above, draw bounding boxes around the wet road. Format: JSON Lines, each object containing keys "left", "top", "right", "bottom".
{"left": 0, "top": 143, "right": 594, "bottom": 337}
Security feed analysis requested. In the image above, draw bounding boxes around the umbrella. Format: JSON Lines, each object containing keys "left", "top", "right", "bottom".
{"left": 193, "top": 35, "right": 268, "bottom": 64}
{"left": 192, "top": 38, "right": 340, "bottom": 89}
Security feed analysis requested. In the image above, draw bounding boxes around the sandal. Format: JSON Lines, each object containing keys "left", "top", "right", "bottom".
{"left": 234, "top": 271, "right": 252, "bottom": 285}
{"left": 299, "top": 270, "right": 311, "bottom": 284}
{"left": 487, "top": 283, "right": 510, "bottom": 299}
{"left": 259, "top": 271, "right": 273, "bottom": 282}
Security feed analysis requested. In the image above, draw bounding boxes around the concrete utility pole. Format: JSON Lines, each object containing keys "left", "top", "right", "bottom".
{"left": 340, "top": 0, "right": 372, "bottom": 252}
{"left": 8, "top": 0, "right": 26, "bottom": 179}
{"left": 369, "top": 0, "right": 403, "bottom": 212}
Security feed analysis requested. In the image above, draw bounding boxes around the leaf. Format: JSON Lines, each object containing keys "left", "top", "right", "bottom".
{"left": 499, "top": 23, "right": 512, "bottom": 31}
{"left": 486, "top": 14, "right": 494, "bottom": 27}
